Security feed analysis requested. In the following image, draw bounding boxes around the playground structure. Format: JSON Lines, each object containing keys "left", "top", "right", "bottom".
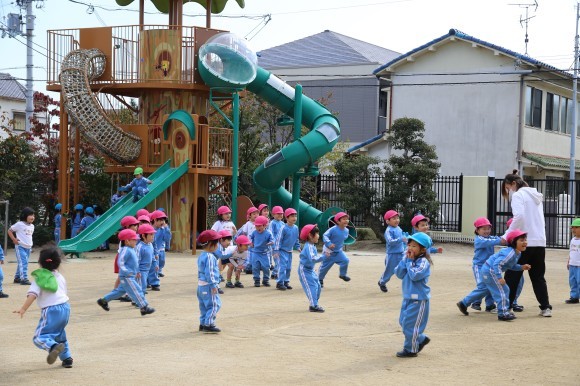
{"left": 48, "top": 2, "right": 356, "bottom": 254}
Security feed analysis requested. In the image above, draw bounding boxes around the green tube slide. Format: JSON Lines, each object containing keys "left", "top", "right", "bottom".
{"left": 197, "top": 34, "right": 356, "bottom": 243}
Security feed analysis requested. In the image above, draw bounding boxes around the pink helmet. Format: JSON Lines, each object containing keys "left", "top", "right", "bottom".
{"left": 120, "top": 216, "right": 139, "bottom": 228}
{"left": 474, "top": 217, "right": 492, "bottom": 228}
{"left": 149, "top": 210, "right": 167, "bottom": 221}
{"left": 300, "top": 224, "right": 318, "bottom": 241}
{"left": 219, "top": 229, "right": 232, "bottom": 238}
{"left": 138, "top": 224, "right": 156, "bottom": 234}
{"left": 255, "top": 215, "right": 269, "bottom": 226}
{"left": 506, "top": 229, "right": 527, "bottom": 244}
{"left": 284, "top": 208, "right": 297, "bottom": 217}
{"left": 383, "top": 210, "right": 399, "bottom": 222}
{"left": 136, "top": 209, "right": 149, "bottom": 218}
{"left": 334, "top": 211, "right": 348, "bottom": 223}
{"left": 198, "top": 230, "right": 221, "bottom": 244}
{"left": 217, "top": 206, "right": 231, "bottom": 215}
{"left": 118, "top": 229, "right": 139, "bottom": 240}
{"left": 236, "top": 235, "right": 251, "bottom": 245}
{"left": 138, "top": 215, "right": 151, "bottom": 223}
{"left": 411, "top": 215, "right": 429, "bottom": 228}
{"left": 246, "top": 206, "right": 259, "bottom": 217}
{"left": 506, "top": 218, "right": 513, "bottom": 228}
{"left": 258, "top": 203, "right": 269, "bottom": 212}
{"left": 271, "top": 206, "right": 284, "bottom": 215}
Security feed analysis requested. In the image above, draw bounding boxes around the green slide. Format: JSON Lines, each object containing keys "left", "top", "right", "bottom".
{"left": 58, "top": 159, "right": 189, "bottom": 254}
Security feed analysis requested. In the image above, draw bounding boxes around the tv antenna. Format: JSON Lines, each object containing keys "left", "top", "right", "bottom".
{"left": 510, "top": 1, "right": 539, "bottom": 55}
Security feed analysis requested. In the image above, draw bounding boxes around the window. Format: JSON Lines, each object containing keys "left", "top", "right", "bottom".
{"left": 546, "top": 93, "right": 559, "bottom": 131}
{"left": 12, "top": 112, "right": 26, "bottom": 131}
{"left": 525, "top": 86, "right": 542, "bottom": 128}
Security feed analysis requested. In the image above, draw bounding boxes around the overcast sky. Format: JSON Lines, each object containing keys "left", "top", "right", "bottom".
{"left": 0, "top": 0, "right": 578, "bottom": 96}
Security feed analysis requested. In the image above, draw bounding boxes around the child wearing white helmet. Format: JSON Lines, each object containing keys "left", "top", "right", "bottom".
{"left": 250, "top": 215, "right": 275, "bottom": 287}
{"left": 318, "top": 212, "right": 352, "bottom": 287}
{"left": 469, "top": 217, "right": 505, "bottom": 313}
{"left": 120, "top": 167, "right": 153, "bottom": 203}
{"left": 457, "top": 229, "right": 531, "bottom": 322}
{"left": 394, "top": 232, "right": 433, "bottom": 358}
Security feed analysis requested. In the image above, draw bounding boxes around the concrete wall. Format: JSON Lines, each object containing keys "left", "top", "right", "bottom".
{"left": 460, "top": 176, "right": 489, "bottom": 236}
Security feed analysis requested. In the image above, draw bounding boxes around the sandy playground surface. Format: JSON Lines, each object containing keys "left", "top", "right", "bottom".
{"left": 0, "top": 241, "right": 579, "bottom": 385}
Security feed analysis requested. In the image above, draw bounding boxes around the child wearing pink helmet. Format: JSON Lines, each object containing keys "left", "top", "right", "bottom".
{"left": 236, "top": 206, "right": 259, "bottom": 274}
{"left": 318, "top": 212, "right": 352, "bottom": 287}
{"left": 298, "top": 224, "right": 328, "bottom": 312}
{"left": 250, "top": 215, "right": 275, "bottom": 287}
{"left": 273, "top": 208, "right": 301, "bottom": 290}
{"left": 469, "top": 217, "right": 505, "bottom": 312}
{"left": 457, "top": 229, "right": 531, "bottom": 321}
{"left": 410, "top": 214, "right": 443, "bottom": 254}
{"left": 269, "top": 206, "right": 285, "bottom": 279}
{"left": 213, "top": 230, "right": 233, "bottom": 294}
{"left": 211, "top": 205, "right": 237, "bottom": 237}
{"left": 222, "top": 235, "right": 251, "bottom": 288}
{"left": 378, "top": 210, "right": 408, "bottom": 293}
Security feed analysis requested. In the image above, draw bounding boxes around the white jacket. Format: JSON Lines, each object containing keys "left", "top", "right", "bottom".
{"left": 503, "top": 187, "right": 546, "bottom": 247}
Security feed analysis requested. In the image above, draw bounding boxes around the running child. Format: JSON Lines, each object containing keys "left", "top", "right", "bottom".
{"left": 0, "top": 244, "right": 8, "bottom": 298}
{"left": 121, "top": 167, "right": 153, "bottom": 203}
{"left": 506, "top": 218, "right": 525, "bottom": 312}
{"left": 250, "top": 215, "right": 275, "bottom": 287}
{"left": 411, "top": 214, "right": 443, "bottom": 254}
{"left": 113, "top": 216, "right": 140, "bottom": 303}
{"left": 394, "top": 232, "right": 433, "bottom": 358}
{"left": 13, "top": 245, "right": 73, "bottom": 368}
{"left": 469, "top": 217, "right": 504, "bottom": 312}
{"left": 211, "top": 205, "right": 238, "bottom": 236}
{"left": 197, "top": 230, "right": 223, "bottom": 333}
{"left": 318, "top": 212, "right": 351, "bottom": 287}
{"left": 54, "top": 204, "right": 62, "bottom": 244}
{"left": 9, "top": 207, "right": 35, "bottom": 285}
{"left": 269, "top": 206, "right": 285, "bottom": 279}
{"left": 236, "top": 206, "right": 259, "bottom": 274}
{"left": 70, "top": 204, "right": 83, "bottom": 238}
{"left": 274, "top": 208, "right": 300, "bottom": 291}
{"left": 97, "top": 229, "right": 155, "bottom": 316}
{"left": 222, "top": 235, "right": 251, "bottom": 288}
{"left": 457, "top": 229, "right": 531, "bottom": 321}
{"left": 378, "top": 210, "right": 407, "bottom": 293}
{"left": 298, "top": 224, "right": 327, "bottom": 312}
{"left": 566, "top": 218, "right": 580, "bottom": 304}
{"left": 136, "top": 224, "right": 156, "bottom": 295}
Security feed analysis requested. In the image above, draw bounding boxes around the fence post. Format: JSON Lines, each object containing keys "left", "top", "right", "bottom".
{"left": 458, "top": 174, "right": 463, "bottom": 233}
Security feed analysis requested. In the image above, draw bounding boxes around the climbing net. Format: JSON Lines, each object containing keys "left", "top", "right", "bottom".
{"left": 60, "top": 48, "right": 142, "bottom": 164}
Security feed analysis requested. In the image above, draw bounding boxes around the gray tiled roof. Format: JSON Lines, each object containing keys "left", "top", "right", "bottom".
{"left": 258, "top": 30, "right": 400, "bottom": 70}
{"left": 0, "top": 73, "right": 26, "bottom": 100}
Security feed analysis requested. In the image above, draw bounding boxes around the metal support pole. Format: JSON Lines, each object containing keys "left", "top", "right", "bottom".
{"left": 1, "top": 200, "right": 8, "bottom": 251}
{"left": 25, "top": 0, "right": 35, "bottom": 132}
{"left": 231, "top": 92, "right": 240, "bottom": 225}
{"left": 291, "top": 85, "right": 303, "bottom": 222}
{"left": 570, "top": 2, "right": 579, "bottom": 210}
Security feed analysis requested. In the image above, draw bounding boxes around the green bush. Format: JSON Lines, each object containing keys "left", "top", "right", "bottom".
{"left": 33, "top": 225, "right": 55, "bottom": 247}
{"left": 356, "top": 227, "right": 377, "bottom": 241}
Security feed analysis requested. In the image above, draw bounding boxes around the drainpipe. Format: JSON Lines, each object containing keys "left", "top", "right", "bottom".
{"left": 517, "top": 74, "right": 525, "bottom": 175}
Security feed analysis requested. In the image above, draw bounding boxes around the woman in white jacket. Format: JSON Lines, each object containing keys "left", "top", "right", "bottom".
{"left": 501, "top": 170, "right": 552, "bottom": 317}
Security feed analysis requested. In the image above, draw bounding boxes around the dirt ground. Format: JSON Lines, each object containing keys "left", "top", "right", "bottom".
{"left": 1, "top": 242, "right": 579, "bottom": 385}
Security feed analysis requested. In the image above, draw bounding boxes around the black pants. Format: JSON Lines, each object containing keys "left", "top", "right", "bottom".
{"left": 504, "top": 246, "right": 551, "bottom": 310}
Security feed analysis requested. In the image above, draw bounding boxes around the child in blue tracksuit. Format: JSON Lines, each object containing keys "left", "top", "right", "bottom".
{"left": 470, "top": 217, "right": 504, "bottom": 312}
{"left": 394, "top": 232, "right": 433, "bottom": 358}
{"left": 298, "top": 224, "right": 327, "bottom": 312}
{"left": 8, "top": 207, "right": 35, "bottom": 285}
{"left": 269, "top": 206, "right": 285, "bottom": 279}
{"left": 54, "top": 203, "right": 62, "bottom": 244}
{"left": 121, "top": 167, "right": 153, "bottom": 203}
{"left": 136, "top": 224, "right": 156, "bottom": 294}
{"left": 250, "top": 216, "right": 275, "bottom": 287}
{"left": 0, "top": 245, "right": 8, "bottom": 298}
{"left": 411, "top": 214, "right": 444, "bottom": 255}
{"left": 70, "top": 204, "right": 83, "bottom": 238}
{"left": 274, "top": 208, "right": 300, "bottom": 291}
{"left": 14, "top": 245, "right": 73, "bottom": 368}
{"left": 197, "top": 230, "right": 223, "bottom": 333}
{"left": 97, "top": 229, "right": 155, "bottom": 316}
{"left": 318, "top": 212, "right": 351, "bottom": 287}
{"left": 236, "top": 207, "right": 259, "bottom": 274}
{"left": 78, "top": 206, "right": 95, "bottom": 234}
{"left": 378, "top": 210, "right": 407, "bottom": 293}
{"left": 148, "top": 210, "right": 167, "bottom": 290}
{"left": 457, "top": 229, "right": 531, "bottom": 321}
{"left": 214, "top": 230, "right": 233, "bottom": 294}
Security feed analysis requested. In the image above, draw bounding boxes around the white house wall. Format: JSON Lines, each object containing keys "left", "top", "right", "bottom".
{"left": 0, "top": 97, "right": 26, "bottom": 139}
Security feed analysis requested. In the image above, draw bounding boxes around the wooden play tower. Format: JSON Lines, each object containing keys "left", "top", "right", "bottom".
{"left": 48, "top": 0, "right": 245, "bottom": 252}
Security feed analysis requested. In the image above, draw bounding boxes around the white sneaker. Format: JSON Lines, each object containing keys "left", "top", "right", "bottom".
{"left": 539, "top": 308, "right": 552, "bottom": 317}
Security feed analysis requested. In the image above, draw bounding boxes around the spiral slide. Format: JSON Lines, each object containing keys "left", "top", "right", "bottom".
{"left": 58, "top": 159, "right": 189, "bottom": 254}
{"left": 60, "top": 48, "right": 142, "bottom": 164}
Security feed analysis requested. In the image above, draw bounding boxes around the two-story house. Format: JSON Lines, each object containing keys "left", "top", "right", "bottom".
{"left": 0, "top": 72, "right": 27, "bottom": 137}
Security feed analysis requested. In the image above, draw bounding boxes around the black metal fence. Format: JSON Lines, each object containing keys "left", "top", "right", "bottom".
{"left": 300, "top": 174, "right": 463, "bottom": 232}
{"left": 489, "top": 178, "right": 580, "bottom": 249}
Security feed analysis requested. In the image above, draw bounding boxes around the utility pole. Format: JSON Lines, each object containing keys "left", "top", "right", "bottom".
{"left": 571, "top": 3, "right": 579, "bottom": 210}
{"left": 23, "top": 0, "right": 35, "bottom": 132}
